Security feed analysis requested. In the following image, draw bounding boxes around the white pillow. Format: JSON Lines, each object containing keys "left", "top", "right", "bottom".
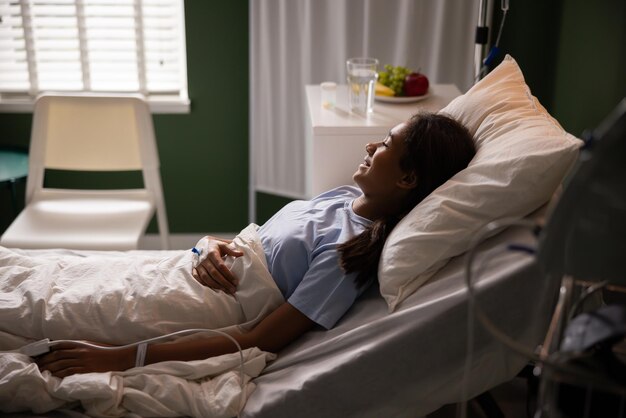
{"left": 378, "top": 55, "right": 582, "bottom": 312}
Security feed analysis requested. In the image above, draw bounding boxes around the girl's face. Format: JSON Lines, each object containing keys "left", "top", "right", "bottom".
{"left": 353, "top": 122, "right": 414, "bottom": 197}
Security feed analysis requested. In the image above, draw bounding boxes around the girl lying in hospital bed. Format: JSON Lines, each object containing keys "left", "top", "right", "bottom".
{"left": 1, "top": 112, "right": 475, "bottom": 379}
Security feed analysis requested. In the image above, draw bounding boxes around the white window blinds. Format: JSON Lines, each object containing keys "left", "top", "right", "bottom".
{"left": 0, "top": 0, "right": 188, "bottom": 111}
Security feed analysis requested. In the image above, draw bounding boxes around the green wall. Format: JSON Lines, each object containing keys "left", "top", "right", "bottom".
{"left": 0, "top": 2, "right": 250, "bottom": 234}
{"left": 551, "top": 0, "right": 626, "bottom": 136}
{"left": 491, "top": 0, "right": 625, "bottom": 137}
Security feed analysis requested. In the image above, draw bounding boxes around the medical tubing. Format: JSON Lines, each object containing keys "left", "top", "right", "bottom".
{"left": 474, "top": 1, "right": 508, "bottom": 82}
{"left": 463, "top": 219, "right": 572, "bottom": 360}
{"left": 464, "top": 220, "right": 622, "bottom": 370}
{"left": 458, "top": 238, "right": 526, "bottom": 418}
{"left": 464, "top": 218, "right": 542, "bottom": 360}
{"left": 459, "top": 218, "right": 626, "bottom": 418}
{"left": 494, "top": 7, "right": 507, "bottom": 50}
{"left": 48, "top": 328, "right": 247, "bottom": 409}
{"left": 566, "top": 280, "right": 608, "bottom": 322}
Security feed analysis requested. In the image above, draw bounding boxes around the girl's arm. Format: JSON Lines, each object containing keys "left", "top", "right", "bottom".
{"left": 37, "top": 302, "right": 315, "bottom": 378}
{"left": 147, "top": 302, "right": 313, "bottom": 363}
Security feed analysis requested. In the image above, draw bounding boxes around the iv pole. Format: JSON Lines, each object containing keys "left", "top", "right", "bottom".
{"left": 474, "top": 0, "right": 494, "bottom": 81}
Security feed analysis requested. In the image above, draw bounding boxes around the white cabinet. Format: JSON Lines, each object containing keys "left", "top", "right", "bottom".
{"left": 304, "top": 84, "right": 462, "bottom": 197}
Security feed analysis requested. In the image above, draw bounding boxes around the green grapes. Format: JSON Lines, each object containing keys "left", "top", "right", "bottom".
{"left": 378, "top": 64, "right": 411, "bottom": 96}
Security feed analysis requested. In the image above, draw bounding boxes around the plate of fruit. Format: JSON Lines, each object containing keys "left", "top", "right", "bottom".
{"left": 375, "top": 65, "right": 430, "bottom": 103}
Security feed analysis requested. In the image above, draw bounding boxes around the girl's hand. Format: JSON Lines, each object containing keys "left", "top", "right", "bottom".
{"left": 192, "top": 239, "right": 243, "bottom": 295}
{"left": 36, "top": 341, "right": 135, "bottom": 378}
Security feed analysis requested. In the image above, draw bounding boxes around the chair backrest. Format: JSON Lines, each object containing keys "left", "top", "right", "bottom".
{"left": 24, "top": 93, "right": 170, "bottom": 249}
{"left": 26, "top": 93, "right": 160, "bottom": 202}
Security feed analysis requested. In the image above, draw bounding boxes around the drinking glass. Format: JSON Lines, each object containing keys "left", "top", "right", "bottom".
{"left": 346, "top": 57, "right": 378, "bottom": 114}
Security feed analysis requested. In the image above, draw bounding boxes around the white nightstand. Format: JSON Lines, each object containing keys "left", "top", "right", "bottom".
{"left": 304, "top": 84, "right": 462, "bottom": 197}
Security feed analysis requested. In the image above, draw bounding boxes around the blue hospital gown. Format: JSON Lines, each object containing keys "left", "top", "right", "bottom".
{"left": 258, "top": 186, "right": 373, "bottom": 329}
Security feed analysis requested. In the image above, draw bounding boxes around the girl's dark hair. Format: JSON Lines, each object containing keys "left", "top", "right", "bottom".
{"left": 338, "top": 112, "right": 476, "bottom": 287}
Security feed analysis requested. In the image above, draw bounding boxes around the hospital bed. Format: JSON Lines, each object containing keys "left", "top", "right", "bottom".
{"left": 1, "top": 55, "right": 582, "bottom": 417}
{"left": 1, "top": 213, "right": 553, "bottom": 418}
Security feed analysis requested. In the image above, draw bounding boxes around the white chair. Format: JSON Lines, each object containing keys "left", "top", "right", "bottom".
{"left": 0, "top": 93, "right": 169, "bottom": 250}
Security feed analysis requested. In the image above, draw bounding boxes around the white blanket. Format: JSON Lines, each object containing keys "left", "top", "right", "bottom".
{"left": 0, "top": 224, "right": 285, "bottom": 417}
{"left": 1, "top": 348, "right": 274, "bottom": 417}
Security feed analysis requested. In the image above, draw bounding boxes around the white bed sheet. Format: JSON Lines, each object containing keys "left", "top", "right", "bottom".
{"left": 1, "top": 221, "right": 557, "bottom": 418}
{"left": 241, "top": 224, "right": 557, "bottom": 418}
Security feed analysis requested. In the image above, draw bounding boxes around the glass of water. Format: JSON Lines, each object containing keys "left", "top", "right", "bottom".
{"left": 346, "top": 57, "right": 379, "bottom": 114}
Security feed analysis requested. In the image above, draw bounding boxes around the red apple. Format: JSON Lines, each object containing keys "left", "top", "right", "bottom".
{"left": 403, "top": 72, "right": 429, "bottom": 96}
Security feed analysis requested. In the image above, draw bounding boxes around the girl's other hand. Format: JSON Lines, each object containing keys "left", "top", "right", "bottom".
{"left": 192, "top": 239, "right": 243, "bottom": 295}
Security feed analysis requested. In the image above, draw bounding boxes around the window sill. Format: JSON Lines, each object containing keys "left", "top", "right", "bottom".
{"left": 0, "top": 94, "right": 190, "bottom": 114}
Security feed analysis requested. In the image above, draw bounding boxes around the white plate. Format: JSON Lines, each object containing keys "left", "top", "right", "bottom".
{"left": 375, "top": 92, "right": 430, "bottom": 103}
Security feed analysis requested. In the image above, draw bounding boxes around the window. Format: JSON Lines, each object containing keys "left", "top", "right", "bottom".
{"left": 0, "top": 0, "right": 189, "bottom": 113}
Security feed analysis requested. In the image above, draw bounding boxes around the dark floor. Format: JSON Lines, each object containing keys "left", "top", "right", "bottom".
{"left": 428, "top": 376, "right": 532, "bottom": 418}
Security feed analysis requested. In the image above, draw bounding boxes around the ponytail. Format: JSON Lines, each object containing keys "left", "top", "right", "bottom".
{"left": 337, "top": 215, "right": 400, "bottom": 288}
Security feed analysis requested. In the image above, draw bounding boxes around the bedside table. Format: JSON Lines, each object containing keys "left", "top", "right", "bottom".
{"left": 304, "top": 84, "right": 461, "bottom": 197}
